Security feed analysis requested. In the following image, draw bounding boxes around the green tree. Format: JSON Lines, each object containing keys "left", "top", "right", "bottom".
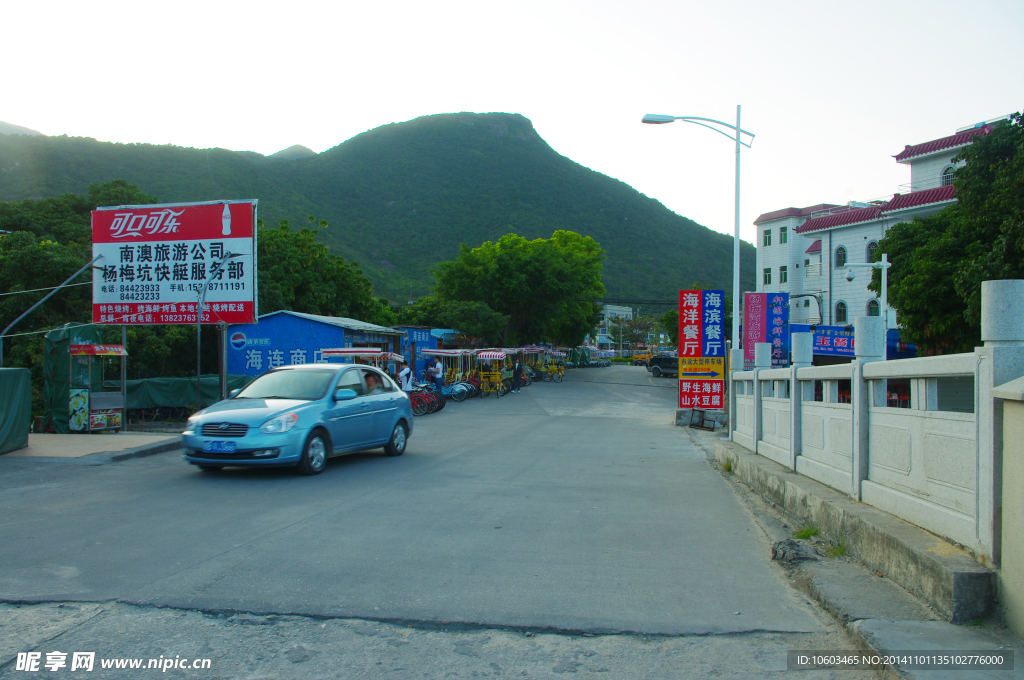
{"left": 873, "top": 113, "right": 1024, "bottom": 354}
{"left": 395, "top": 296, "right": 508, "bottom": 346}
{"left": 621, "top": 316, "right": 657, "bottom": 347}
{"left": 257, "top": 218, "right": 380, "bottom": 321}
{"left": 433, "top": 230, "right": 605, "bottom": 346}
{"left": 659, "top": 309, "right": 679, "bottom": 348}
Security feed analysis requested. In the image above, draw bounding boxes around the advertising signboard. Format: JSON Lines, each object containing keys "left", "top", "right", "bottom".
{"left": 226, "top": 312, "right": 400, "bottom": 377}
{"left": 789, "top": 324, "right": 855, "bottom": 357}
{"left": 743, "top": 292, "right": 789, "bottom": 369}
{"left": 91, "top": 200, "right": 257, "bottom": 325}
{"left": 678, "top": 289, "right": 725, "bottom": 409}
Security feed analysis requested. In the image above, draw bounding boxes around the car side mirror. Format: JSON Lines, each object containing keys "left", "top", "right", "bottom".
{"left": 229, "top": 388, "right": 241, "bottom": 398}
{"left": 334, "top": 389, "right": 358, "bottom": 402}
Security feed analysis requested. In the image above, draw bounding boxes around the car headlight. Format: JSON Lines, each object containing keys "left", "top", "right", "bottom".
{"left": 259, "top": 413, "right": 299, "bottom": 434}
{"left": 183, "top": 416, "right": 199, "bottom": 435}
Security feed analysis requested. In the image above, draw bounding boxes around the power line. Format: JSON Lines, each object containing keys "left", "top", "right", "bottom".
{"left": 0, "top": 281, "right": 92, "bottom": 297}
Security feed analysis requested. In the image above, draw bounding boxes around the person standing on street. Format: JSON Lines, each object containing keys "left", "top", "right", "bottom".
{"left": 432, "top": 358, "right": 444, "bottom": 391}
{"left": 512, "top": 355, "right": 524, "bottom": 393}
{"left": 398, "top": 360, "right": 413, "bottom": 392}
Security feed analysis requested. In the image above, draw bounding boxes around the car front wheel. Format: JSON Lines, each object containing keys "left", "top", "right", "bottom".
{"left": 297, "top": 430, "right": 329, "bottom": 475}
{"left": 384, "top": 422, "right": 407, "bottom": 457}
{"left": 652, "top": 366, "right": 662, "bottom": 377}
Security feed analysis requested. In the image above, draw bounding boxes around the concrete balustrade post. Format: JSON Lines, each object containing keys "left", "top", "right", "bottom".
{"left": 790, "top": 333, "right": 813, "bottom": 471}
{"left": 980, "top": 281, "right": 1024, "bottom": 562}
{"left": 752, "top": 343, "right": 772, "bottom": 450}
{"left": 729, "top": 347, "right": 743, "bottom": 443}
{"left": 852, "top": 316, "right": 886, "bottom": 500}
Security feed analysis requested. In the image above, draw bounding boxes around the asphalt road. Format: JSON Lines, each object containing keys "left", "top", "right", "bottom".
{"left": 0, "top": 365, "right": 871, "bottom": 677}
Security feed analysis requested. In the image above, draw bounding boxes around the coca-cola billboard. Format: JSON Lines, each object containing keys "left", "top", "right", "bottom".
{"left": 91, "top": 200, "right": 258, "bottom": 325}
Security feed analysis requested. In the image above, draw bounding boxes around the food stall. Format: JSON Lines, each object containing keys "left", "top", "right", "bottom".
{"left": 68, "top": 344, "right": 127, "bottom": 432}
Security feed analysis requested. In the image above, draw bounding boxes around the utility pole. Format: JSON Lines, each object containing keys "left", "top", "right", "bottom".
{"left": 195, "top": 251, "right": 238, "bottom": 411}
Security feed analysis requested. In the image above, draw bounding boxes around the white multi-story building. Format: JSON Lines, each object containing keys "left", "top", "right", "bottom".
{"left": 754, "top": 119, "right": 1001, "bottom": 328}
{"left": 596, "top": 304, "right": 632, "bottom": 348}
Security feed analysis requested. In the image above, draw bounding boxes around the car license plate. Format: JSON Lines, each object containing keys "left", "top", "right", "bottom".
{"left": 202, "top": 440, "right": 236, "bottom": 453}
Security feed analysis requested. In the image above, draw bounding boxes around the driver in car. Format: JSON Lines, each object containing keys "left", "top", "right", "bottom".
{"left": 365, "top": 373, "right": 385, "bottom": 395}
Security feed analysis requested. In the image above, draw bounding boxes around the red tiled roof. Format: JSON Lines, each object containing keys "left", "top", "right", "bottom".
{"left": 882, "top": 184, "right": 956, "bottom": 212}
{"left": 805, "top": 240, "right": 821, "bottom": 254}
{"left": 794, "top": 205, "right": 884, "bottom": 234}
{"left": 894, "top": 125, "right": 992, "bottom": 162}
{"left": 754, "top": 203, "right": 840, "bottom": 225}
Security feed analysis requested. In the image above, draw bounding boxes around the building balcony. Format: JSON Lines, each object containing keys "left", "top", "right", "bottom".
{"left": 805, "top": 263, "right": 822, "bottom": 277}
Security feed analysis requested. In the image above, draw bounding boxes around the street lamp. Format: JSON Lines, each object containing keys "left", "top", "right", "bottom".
{"left": 642, "top": 107, "right": 755, "bottom": 350}
{"left": 844, "top": 253, "right": 892, "bottom": 330}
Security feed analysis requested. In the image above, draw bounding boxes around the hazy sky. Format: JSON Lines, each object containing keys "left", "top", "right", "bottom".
{"left": 7, "top": 0, "right": 1023, "bottom": 244}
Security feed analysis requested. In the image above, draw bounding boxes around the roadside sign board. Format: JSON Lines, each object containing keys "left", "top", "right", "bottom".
{"left": 91, "top": 200, "right": 257, "bottom": 325}
{"left": 743, "top": 292, "right": 789, "bottom": 369}
{"left": 678, "top": 289, "right": 725, "bottom": 409}
{"left": 789, "top": 324, "right": 855, "bottom": 357}
{"left": 679, "top": 378, "right": 725, "bottom": 409}
{"left": 679, "top": 355, "right": 725, "bottom": 380}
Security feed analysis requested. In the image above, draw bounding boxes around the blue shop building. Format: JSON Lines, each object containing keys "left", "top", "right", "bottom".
{"left": 227, "top": 311, "right": 405, "bottom": 378}
{"left": 394, "top": 325, "right": 438, "bottom": 375}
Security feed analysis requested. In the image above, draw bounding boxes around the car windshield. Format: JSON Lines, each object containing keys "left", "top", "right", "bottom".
{"left": 235, "top": 369, "right": 336, "bottom": 401}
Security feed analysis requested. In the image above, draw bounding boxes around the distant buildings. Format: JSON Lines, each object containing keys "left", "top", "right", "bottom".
{"left": 595, "top": 304, "right": 632, "bottom": 349}
{"left": 754, "top": 117, "right": 1007, "bottom": 328}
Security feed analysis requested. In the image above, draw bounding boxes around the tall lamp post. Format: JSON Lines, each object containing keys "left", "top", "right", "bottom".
{"left": 642, "top": 107, "right": 755, "bottom": 350}
{"left": 845, "top": 252, "right": 892, "bottom": 330}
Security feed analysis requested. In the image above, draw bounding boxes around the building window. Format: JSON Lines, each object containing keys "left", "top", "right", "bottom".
{"left": 779, "top": 266, "right": 788, "bottom": 284}
{"left": 804, "top": 258, "right": 810, "bottom": 267}
{"left": 804, "top": 299, "right": 810, "bottom": 307}
{"left": 763, "top": 230, "right": 772, "bottom": 247}
{"left": 867, "top": 241, "right": 878, "bottom": 261}
{"left": 835, "top": 246, "right": 847, "bottom": 268}
{"left": 867, "top": 299, "right": 880, "bottom": 316}
{"left": 763, "top": 268, "right": 772, "bottom": 285}
{"left": 835, "top": 301, "right": 848, "bottom": 324}
{"left": 780, "top": 227, "right": 788, "bottom": 244}
{"left": 941, "top": 165, "right": 956, "bottom": 186}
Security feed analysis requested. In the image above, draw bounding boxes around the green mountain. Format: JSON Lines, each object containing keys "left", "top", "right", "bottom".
{"left": 0, "top": 112, "right": 754, "bottom": 302}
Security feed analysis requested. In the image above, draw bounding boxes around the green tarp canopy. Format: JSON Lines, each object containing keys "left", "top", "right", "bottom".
{"left": 43, "top": 324, "right": 104, "bottom": 434}
{"left": 0, "top": 368, "right": 31, "bottom": 454}
{"left": 102, "top": 375, "right": 254, "bottom": 410}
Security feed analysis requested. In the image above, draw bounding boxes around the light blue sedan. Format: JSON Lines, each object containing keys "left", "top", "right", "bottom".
{"left": 181, "top": 364, "right": 413, "bottom": 475}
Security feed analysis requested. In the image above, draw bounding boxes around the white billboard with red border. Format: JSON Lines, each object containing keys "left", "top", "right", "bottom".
{"left": 91, "top": 200, "right": 257, "bottom": 325}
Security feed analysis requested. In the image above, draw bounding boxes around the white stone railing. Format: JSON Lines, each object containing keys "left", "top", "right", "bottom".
{"left": 727, "top": 281, "right": 1024, "bottom": 562}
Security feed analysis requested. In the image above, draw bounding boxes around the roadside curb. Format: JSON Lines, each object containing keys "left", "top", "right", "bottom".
{"left": 107, "top": 438, "right": 182, "bottom": 462}
{"left": 711, "top": 437, "right": 995, "bottom": 623}
{"left": 682, "top": 430, "right": 1020, "bottom": 679}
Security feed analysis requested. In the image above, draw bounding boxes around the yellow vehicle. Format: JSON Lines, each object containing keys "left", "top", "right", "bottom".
{"left": 476, "top": 350, "right": 509, "bottom": 397}
{"left": 632, "top": 350, "right": 652, "bottom": 366}
{"left": 543, "top": 350, "right": 566, "bottom": 382}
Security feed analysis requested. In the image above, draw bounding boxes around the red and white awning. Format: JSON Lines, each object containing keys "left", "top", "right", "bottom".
{"left": 422, "top": 349, "right": 470, "bottom": 357}
{"left": 476, "top": 350, "right": 507, "bottom": 360}
{"left": 548, "top": 351, "right": 566, "bottom": 357}
{"left": 70, "top": 344, "right": 128, "bottom": 356}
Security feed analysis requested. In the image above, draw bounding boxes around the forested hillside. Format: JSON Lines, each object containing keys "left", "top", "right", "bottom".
{"left": 0, "top": 112, "right": 755, "bottom": 301}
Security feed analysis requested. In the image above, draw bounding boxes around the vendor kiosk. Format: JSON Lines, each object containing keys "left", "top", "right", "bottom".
{"left": 68, "top": 344, "right": 127, "bottom": 432}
